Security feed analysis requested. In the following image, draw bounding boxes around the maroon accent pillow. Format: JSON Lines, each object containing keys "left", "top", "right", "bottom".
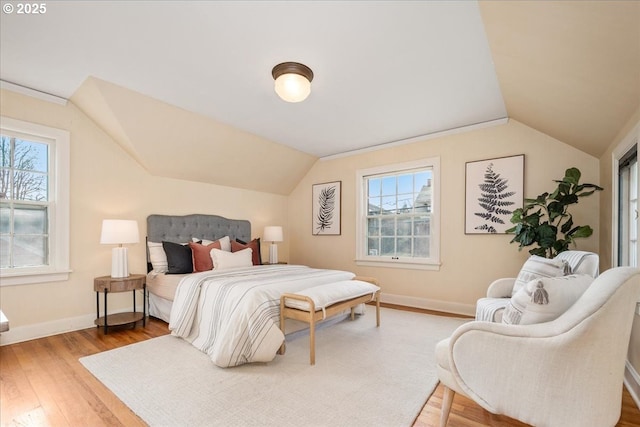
{"left": 231, "top": 238, "right": 262, "bottom": 265}
{"left": 188, "top": 241, "right": 222, "bottom": 272}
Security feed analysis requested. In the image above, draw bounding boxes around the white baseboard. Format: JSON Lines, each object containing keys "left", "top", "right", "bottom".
{"left": 624, "top": 360, "right": 640, "bottom": 410}
{"left": 381, "top": 293, "right": 476, "bottom": 317}
{"left": 0, "top": 305, "right": 145, "bottom": 346}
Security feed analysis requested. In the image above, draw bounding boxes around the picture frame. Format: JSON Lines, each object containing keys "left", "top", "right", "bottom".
{"left": 312, "top": 181, "right": 341, "bottom": 235}
{"left": 465, "top": 154, "right": 524, "bottom": 234}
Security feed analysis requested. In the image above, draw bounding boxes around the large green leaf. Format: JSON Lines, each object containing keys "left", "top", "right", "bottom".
{"left": 537, "top": 224, "right": 557, "bottom": 248}
{"left": 523, "top": 197, "right": 539, "bottom": 205}
{"left": 520, "top": 228, "right": 537, "bottom": 246}
{"left": 553, "top": 240, "right": 569, "bottom": 254}
{"left": 529, "top": 247, "right": 548, "bottom": 257}
{"left": 509, "top": 208, "right": 523, "bottom": 224}
{"left": 570, "top": 225, "right": 593, "bottom": 238}
{"left": 523, "top": 211, "right": 541, "bottom": 226}
{"left": 560, "top": 216, "right": 574, "bottom": 234}
{"left": 564, "top": 167, "right": 581, "bottom": 185}
{"left": 547, "top": 201, "right": 565, "bottom": 221}
{"left": 556, "top": 182, "right": 571, "bottom": 196}
{"left": 557, "top": 194, "right": 579, "bottom": 205}
{"left": 533, "top": 193, "right": 549, "bottom": 204}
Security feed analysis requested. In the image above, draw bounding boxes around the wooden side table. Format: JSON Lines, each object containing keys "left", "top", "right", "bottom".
{"left": 94, "top": 274, "right": 147, "bottom": 334}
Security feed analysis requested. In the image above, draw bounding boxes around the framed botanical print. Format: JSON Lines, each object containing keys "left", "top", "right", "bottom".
{"left": 465, "top": 154, "right": 524, "bottom": 234}
{"left": 312, "top": 181, "right": 341, "bottom": 235}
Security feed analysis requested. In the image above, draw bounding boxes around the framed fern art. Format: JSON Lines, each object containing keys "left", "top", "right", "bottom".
{"left": 312, "top": 181, "right": 341, "bottom": 235}
{"left": 465, "top": 154, "right": 524, "bottom": 234}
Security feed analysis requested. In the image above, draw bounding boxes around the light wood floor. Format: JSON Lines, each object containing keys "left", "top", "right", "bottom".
{"left": 1, "top": 309, "right": 639, "bottom": 427}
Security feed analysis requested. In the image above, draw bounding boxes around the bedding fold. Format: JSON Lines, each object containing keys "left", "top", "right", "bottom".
{"left": 169, "top": 265, "right": 354, "bottom": 367}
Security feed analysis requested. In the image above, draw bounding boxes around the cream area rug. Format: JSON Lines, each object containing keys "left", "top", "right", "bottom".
{"left": 80, "top": 306, "right": 467, "bottom": 427}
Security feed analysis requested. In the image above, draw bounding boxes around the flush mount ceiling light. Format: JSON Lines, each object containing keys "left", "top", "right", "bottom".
{"left": 272, "top": 62, "right": 314, "bottom": 103}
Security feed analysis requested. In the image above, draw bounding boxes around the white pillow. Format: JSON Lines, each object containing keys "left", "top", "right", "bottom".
{"left": 147, "top": 241, "right": 168, "bottom": 273}
{"left": 192, "top": 236, "right": 231, "bottom": 251}
{"left": 512, "top": 255, "right": 568, "bottom": 296}
{"left": 502, "top": 274, "right": 594, "bottom": 325}
{"left": 210, "top": 247, "right": 253, "bottom": 270}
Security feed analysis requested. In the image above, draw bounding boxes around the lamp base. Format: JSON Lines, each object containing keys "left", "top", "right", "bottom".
{"left": 111, "top": 247, "right": 130, "bottom": 278}
{"left": 269, "top": 243, "right": 278, "bottom": 264}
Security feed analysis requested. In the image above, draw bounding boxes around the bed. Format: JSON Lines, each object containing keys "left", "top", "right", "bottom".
{"left": 145, "top": 214, "right": 356, "bottom": 367}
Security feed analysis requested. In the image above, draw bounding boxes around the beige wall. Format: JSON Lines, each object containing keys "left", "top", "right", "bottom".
{"left": 287, "top": 119, "right": 600, "bottom": 314}
{"left": 598, "top": 105, "right": 640, "bottom": 387}
{"left": 0, "top": 89, "right": 290, "bottom": 341}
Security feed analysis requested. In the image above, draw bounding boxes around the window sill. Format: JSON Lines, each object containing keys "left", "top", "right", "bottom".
{"left": 0, "top": 269, "right": 71, "bottom": 286}
{"left": 355, "top": 259, "right": 441, "bottom": 271}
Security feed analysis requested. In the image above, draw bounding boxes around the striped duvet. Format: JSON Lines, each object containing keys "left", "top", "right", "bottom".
{"left": 169, "top": 264, "right": 354, "bottom": 367}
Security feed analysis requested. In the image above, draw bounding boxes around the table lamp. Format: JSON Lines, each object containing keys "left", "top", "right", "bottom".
{"left": 100, "top": 219, "right": 139, "bottom": 278}
{"left": 263, "top": 226, "right": 283, "bottom": 264}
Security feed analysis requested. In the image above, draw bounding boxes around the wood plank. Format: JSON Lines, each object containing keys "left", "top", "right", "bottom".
{"left": 0, "top": 345, "right": 42, "bottom": 425}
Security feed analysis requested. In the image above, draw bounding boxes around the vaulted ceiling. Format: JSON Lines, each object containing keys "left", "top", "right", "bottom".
{"left": 1, "top": 1, "right": 638, "bottom": 195}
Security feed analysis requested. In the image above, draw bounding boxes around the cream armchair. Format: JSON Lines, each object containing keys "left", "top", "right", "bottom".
{"left": 476, "top": 250, "right": 599, "bottom": 322}
{"left": 436, "top": 266, "right": 640, "bottom": 427}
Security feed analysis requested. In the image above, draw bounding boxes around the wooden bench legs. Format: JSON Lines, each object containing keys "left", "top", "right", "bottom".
{"left": 279, "top": 290, "right": 381, "bottom": 365}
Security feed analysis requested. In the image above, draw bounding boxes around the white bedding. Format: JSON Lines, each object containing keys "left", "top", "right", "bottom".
{"left": 169, "top": 264, "right": 355, "bottom": 367}
{"left": 147, "top": 271, "right": 186, "bottom": 301}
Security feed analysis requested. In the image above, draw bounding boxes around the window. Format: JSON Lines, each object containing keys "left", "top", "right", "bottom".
{"left": 618, "top": 145, "right": 638, "bottom": 267}
{"left": 0, "top": 117, "right": 70, "bottom": 285}
{"left": 356, "top": 157, "right": 440, "bottom": 269}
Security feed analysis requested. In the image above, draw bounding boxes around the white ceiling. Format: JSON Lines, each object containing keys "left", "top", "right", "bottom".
{"left": 0, "top": 1, "right": 507, "bottom": 158}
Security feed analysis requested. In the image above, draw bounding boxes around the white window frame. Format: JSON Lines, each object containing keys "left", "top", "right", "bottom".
{"left": 355, "top": 157, "right": 440, "bottom": 270}
{"left": 612, "top": 121, "right": 640, "bottom": 268}
{"left": 1, "top": 117, "right": 70, "bottom": 286}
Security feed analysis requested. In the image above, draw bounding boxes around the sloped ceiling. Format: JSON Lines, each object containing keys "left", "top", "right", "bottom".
{"left": 1, "top": 1, "right": 639, "bottom": 195}
{"left": 479, "top": 1, "right": 640, "bottom": 156}
{"left": 71, "top": 77, "right": 316, "bottom": 195}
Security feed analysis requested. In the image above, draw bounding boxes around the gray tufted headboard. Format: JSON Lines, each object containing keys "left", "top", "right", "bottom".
{"left": 146, "top": 214, "right": 251, "bottom": 270}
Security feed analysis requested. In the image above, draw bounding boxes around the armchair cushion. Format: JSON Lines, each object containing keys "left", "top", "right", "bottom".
{"left": 502, "top": 274, "right": 594, "bottom": 325}
{"left": 512, "top": 255, "right": 568, "bottom": 296}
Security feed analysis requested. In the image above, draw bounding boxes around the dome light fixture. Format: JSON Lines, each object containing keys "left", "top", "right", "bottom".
{"left": 272, "top": 62, "right": 314, "bottom": 103}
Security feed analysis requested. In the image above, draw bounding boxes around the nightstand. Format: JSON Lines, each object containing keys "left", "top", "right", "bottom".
{"left": 94, "top": 274, "right": 146, "bottom": 334}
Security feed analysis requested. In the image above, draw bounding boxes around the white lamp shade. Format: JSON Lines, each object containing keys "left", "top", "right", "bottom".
{"left": 100, "top": 219, "right": 140, "bottom": 245}
{"left": 274, "top": 73, "right": 311, "bottom": 103}
{"left": 263, "top": 226, "right": 283, "bottom": 242}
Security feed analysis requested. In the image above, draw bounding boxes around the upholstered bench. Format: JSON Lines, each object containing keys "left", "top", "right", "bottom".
{"left": 278, "top": 277, "right": 381, "bottom": 365}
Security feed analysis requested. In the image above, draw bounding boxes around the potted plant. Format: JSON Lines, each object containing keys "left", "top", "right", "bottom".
{"left": 506, "top": 167, "right": 603, "bottom": 258}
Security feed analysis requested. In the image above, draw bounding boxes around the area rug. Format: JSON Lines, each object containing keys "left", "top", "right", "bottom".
{"left": 80, "top": 306, "right": 467, "bottom": 427}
